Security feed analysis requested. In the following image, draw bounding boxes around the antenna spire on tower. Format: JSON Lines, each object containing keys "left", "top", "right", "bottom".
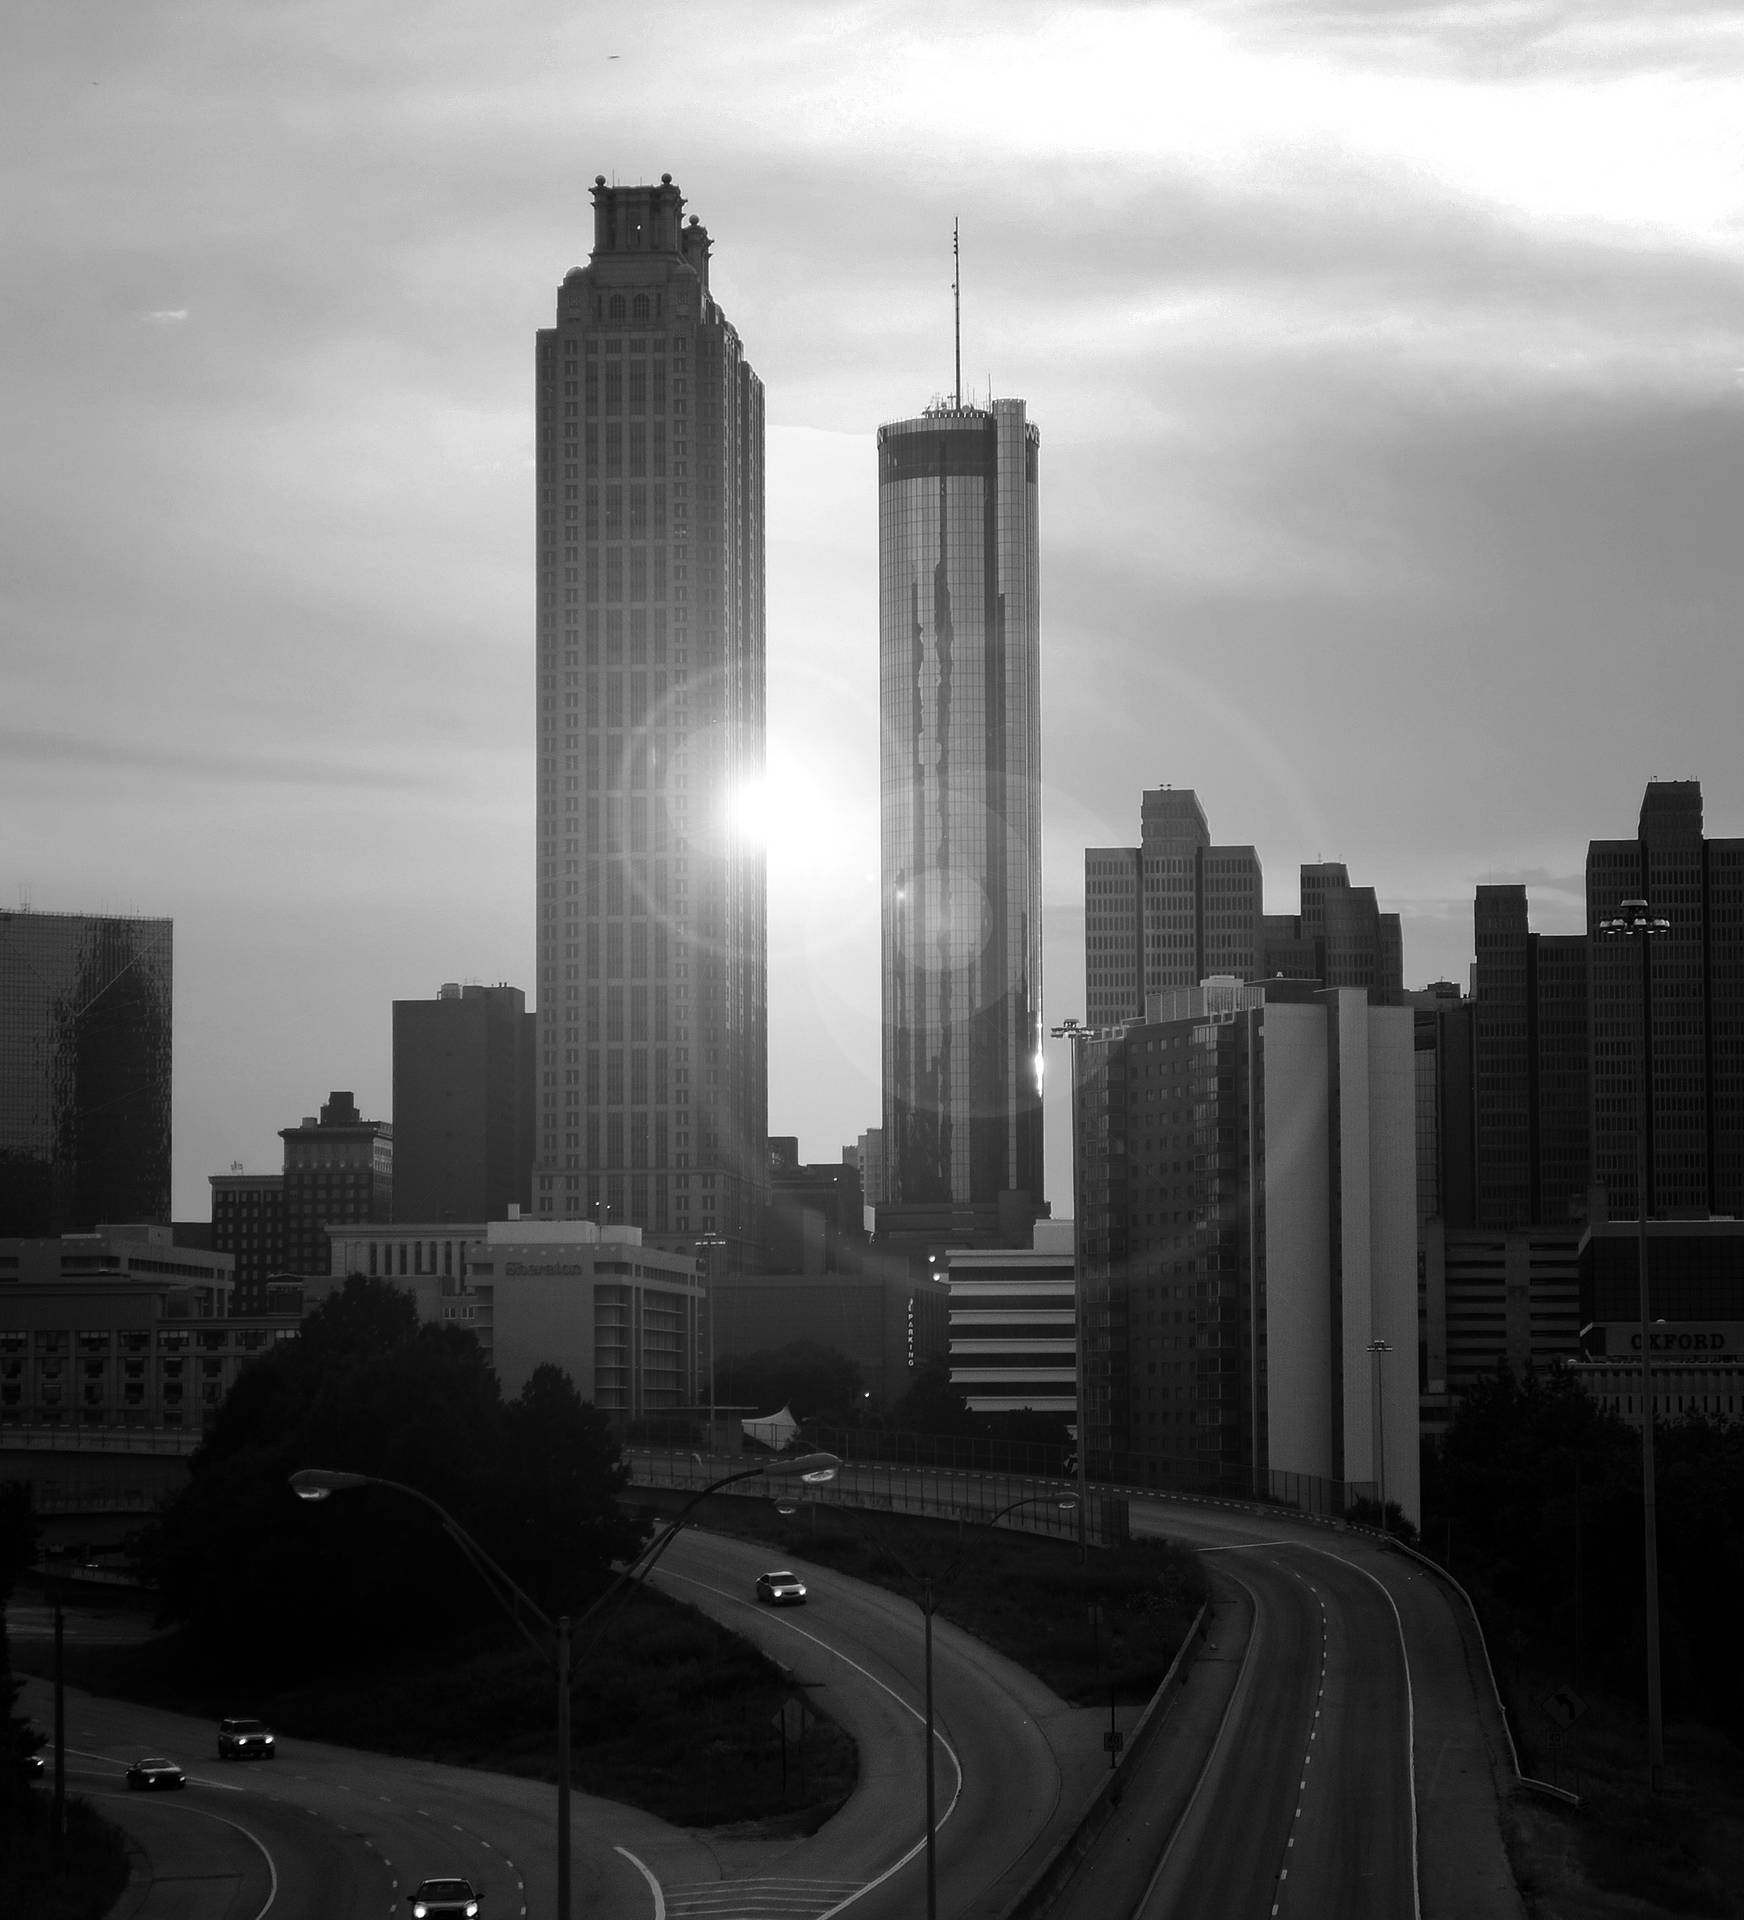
{"left": 953, "top": 218, "right": 961, "bottom": 409}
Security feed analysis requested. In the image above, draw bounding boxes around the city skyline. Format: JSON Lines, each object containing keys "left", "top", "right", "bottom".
{"left": 7, "top": 4, "right": 1743, "bottom": 1219}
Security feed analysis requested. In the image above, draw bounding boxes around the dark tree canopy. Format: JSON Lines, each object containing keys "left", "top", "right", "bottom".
{"left": 146, "top": 1278, "right": 646, "bottom": 1677}
{"left": 0, "top": 1481, "right": 41, "bottom": 1815}
{"left": 889, "top": 1359, "right": 981, "bottom": 1438}
{"left": 716, "top": 1341, "right": 865, "bottom": 1427}
{"left": 1423, "top": 1361, "right": 1744, "bottom": 1744}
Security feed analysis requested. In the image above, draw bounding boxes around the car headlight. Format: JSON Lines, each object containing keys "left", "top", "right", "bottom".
{"left": 467, "top": 1907, "right": 479, "bottom": 1918}
{"left": 412, "top": 1906, "right": 427, "bottom": 1918}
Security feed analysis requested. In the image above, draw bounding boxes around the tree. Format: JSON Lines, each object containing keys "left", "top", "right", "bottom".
{"left": 483, "top": 1366, "right": 647, "bottom": 1615}
{"left": 889, "top": 1360, "right": 981, "bottom": 1438}
{"left": 716, "top": 1342, "right": 865, "bottom": 1427}
{"left": 146, "top": 1280, "right": 647, "bottom": 1678}
{"left": 0, "top": 1482, "right": 41, "bottom": 1822}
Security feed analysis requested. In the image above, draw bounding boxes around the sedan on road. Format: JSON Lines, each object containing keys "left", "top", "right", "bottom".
{"left": 407, "top": 1877, "right": 481, "bottom": 1917}
{"left": 217, "top": 1716, "right": 276, "bottom": 1760}
{"left": 126, "top": 1757, "right": 186, "bottom": 1791}
{"left": 754, "top": 1570, "right": 808, "bottom": 1606}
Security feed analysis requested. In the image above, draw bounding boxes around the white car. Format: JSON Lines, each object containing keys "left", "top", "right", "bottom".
{"left": 755, "top": 1570, "right": 808, "bottom": 1606}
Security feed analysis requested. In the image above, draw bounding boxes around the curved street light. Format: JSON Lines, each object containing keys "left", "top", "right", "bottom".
{"left": 844, "top": 1489, "right": 1078, "bottom": 1920}
{"left": 288, "top": 1449, "right": 841, "bottom": 1920}
{"left": 1597, "top": 895, "right": 1669, "bottom": 1793}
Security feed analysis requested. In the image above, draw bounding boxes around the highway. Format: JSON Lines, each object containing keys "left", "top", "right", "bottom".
{"left": 13, "top": 1665, "right": 723, "bottom": 1920}
{"left": 12, "top": 1490, "right": 1519, "bottom": 1920}
{"left": 647, "top": 1528, "right": 1109, "bottom": 1920}
{"left": 1044, "top": 1495, "right": 1518, "bottom": 1920}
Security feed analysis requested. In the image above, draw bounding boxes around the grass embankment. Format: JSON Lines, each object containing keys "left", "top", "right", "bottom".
{"left": 0, "top": 1797, "right": 131, "bottom": 1920}
{"left": 13, "top": 1580, "right": 856, "bottom": 1833}
{"left": 632, "top": 1489, "right": 1209, "bottom": 1705}
{"left": 1488, "top": 1639, "right": 1744, "bottom": 1920}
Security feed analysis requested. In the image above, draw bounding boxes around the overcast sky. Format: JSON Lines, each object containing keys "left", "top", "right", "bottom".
{"left": 6, "top": 1, "right": 1743, "bottom": 1220}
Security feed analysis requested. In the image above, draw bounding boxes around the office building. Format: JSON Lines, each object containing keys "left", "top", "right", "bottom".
{"left": 765, "top": 1136, "right": 866, "bottom": 1275}
{"left": 531, "top": 175, "right": 768, "bottom": 1266}
{"left": 1470, "top": 886, "right": 1590, "bottom": 1230}
{"left": 0, "top": 1223, "right": 260, "bottom": 1432}
{"left": 208, "top": 1170, "right": 286, "bottom": 1315}
{"left": 1587, "top": 780, "right": 1744, "bottom": 1220}
{"left": 945, "top": 1223, "right": 1076, "bottom": 1415}
{"left": 1070, "top": 978, "right": 1419, "bottom": 1523}
{"left": 0, "top": 911, "right": 172, "bottom": 1237}
{"left": 279, "top": 1092, "right": 392, "bottom": 1276}
{"left": 393, "top": 983, "right": 536, "bottom": 1224}
{"left": 1085, "top": 789, "right": 1263, "bottom": 1029}
{"left": 1262, "top": 863, "right": 1403, "bottom": 1003}
{"left": 877, "top": 395, "right": 1044, "bottom": 1244}
{"left": 712, "top": 1257, "right": 950, "bottom": 1408}
{"left": 464, "top": 1219, "right": 702, "bottom": 1409}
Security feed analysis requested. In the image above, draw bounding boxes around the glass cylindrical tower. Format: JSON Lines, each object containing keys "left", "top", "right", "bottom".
{"left": 877, "top": 397, "right": 1043, "bottom": 1221}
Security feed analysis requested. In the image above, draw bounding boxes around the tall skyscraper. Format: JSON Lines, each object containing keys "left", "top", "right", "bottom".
{"left": 877, "top": 397, "right": 1043, "bottom": 1243}
{"left": 0, "top": 910, "right": 172, "bottom": 1236}
{"left": 531, "top": 176, "right": 768, "bottom": 1266}
{"left": 1587, "top": 779, "right": 1744, "bottom": 1219}
{"left": 1084, "top": 788, "right": 1262, "bottom": 1028}
{"left": 393, "top": 983, "right": 535, "bottom": 1224}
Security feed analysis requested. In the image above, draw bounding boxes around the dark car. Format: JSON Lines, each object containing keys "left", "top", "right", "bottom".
{"left": 217, "top": 1717, "right": 276, "bottom": 1760}
{"left": 407, "top": 1878, "right": 481, "bottom": 1917}
{"left": 754, "top": 1570, "right": 808, "bottom": 1606}
{"left": 126, "top": 1757, "right": 186, "bottom": 1791}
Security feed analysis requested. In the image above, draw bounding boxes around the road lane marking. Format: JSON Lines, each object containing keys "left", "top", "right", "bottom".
{"left": 656, "top": 1564, "right": 968, "bottom": 1919}
{"left": 616, "top": 1846, "right": 666, "bottom": 1918}
{"left": 1292, "top": 1543, "right": 1423, "bottom": 1920}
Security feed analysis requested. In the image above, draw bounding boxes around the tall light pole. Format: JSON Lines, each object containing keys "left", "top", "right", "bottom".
{"left": 1049, "top": 1018, "right": 1093, "bottom": 1563}
{"left": 697, "top": 1233, "right": 726, "bottom": 1453}
{"left": 850, "top": 1490, "right": 1076, "bottom": 1920}
{"left": 1366, "top": 1338, "right": 1392, "bottom": 1530}
{"left": 288, "top": 1451, "right": 841, "bottom": 1919}
{"left": 1598, "top": 895, "right": 1669, "bottom": 1793}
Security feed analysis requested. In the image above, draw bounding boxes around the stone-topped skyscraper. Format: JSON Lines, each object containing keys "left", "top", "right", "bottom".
{"left": 531, "top": 176, "right": 767, "bottom": 1266}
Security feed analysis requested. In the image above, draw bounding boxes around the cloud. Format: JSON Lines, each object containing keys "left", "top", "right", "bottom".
{"left": 0, "top": 727, "right": 443, "bottom": 792}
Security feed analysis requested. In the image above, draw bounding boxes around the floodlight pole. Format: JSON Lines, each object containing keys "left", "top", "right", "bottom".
{"left": 1050, "top": 1017, "right": 1092, "bottom": 1565}
{"left": 1599, "top": 896, "right": 1668, "bottom": 1794}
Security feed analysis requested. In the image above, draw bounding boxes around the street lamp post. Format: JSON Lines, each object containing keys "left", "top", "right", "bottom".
{"left": 1366, "top": 1338, "right": 1392, "bottom": 1531}
{"left": 856, "top": 1490, "right": 1077, "bottom": 1920}
{"left": 1049, "top": 1018, "right": 1093, "bottom": 1564}
{"left": 289, "top": 1449, "right": 841, "bottom": 1919}
{"left": 1598, "top": 895, "right": 1669, "bottom": 1793}
{"left": 697, "top": 1234, "right": 726, "bottom": 1453}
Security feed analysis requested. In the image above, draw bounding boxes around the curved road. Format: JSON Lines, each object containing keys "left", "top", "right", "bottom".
{"left": 1045, "top": 1495, "right": 1517, "bottom": 1920}
{"left": 15, "top": 1529, "right": 1110, "bottom": 1920}
{"left": 647, "top": 1527, "right": 1108, "bottom": 1920}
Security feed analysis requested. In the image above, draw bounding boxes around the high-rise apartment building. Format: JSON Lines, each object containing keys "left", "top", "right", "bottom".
{"left": 1588, "top": 780, "right": 1744, "bottom": 1220}
{"left": 1071, "top": 978, "right": 1419, "bottom": 1522}
{"left": 531, "top": 176, "right": 768, "bottom": 1265}
{"left": 1084, "top": 789, "right": 1262, "bottom": 1028}
{"left": 279, "top": 1092, "right": 392, "bottom": 1276}
{"left": 877, "top": 397, "right": 1044, "bottom": 1242}
{"left": 0, "top": 911, "right": 173, "bottom": 1236}
{"left": 393, "top": 983, "right": 535, "bottom": 1224}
